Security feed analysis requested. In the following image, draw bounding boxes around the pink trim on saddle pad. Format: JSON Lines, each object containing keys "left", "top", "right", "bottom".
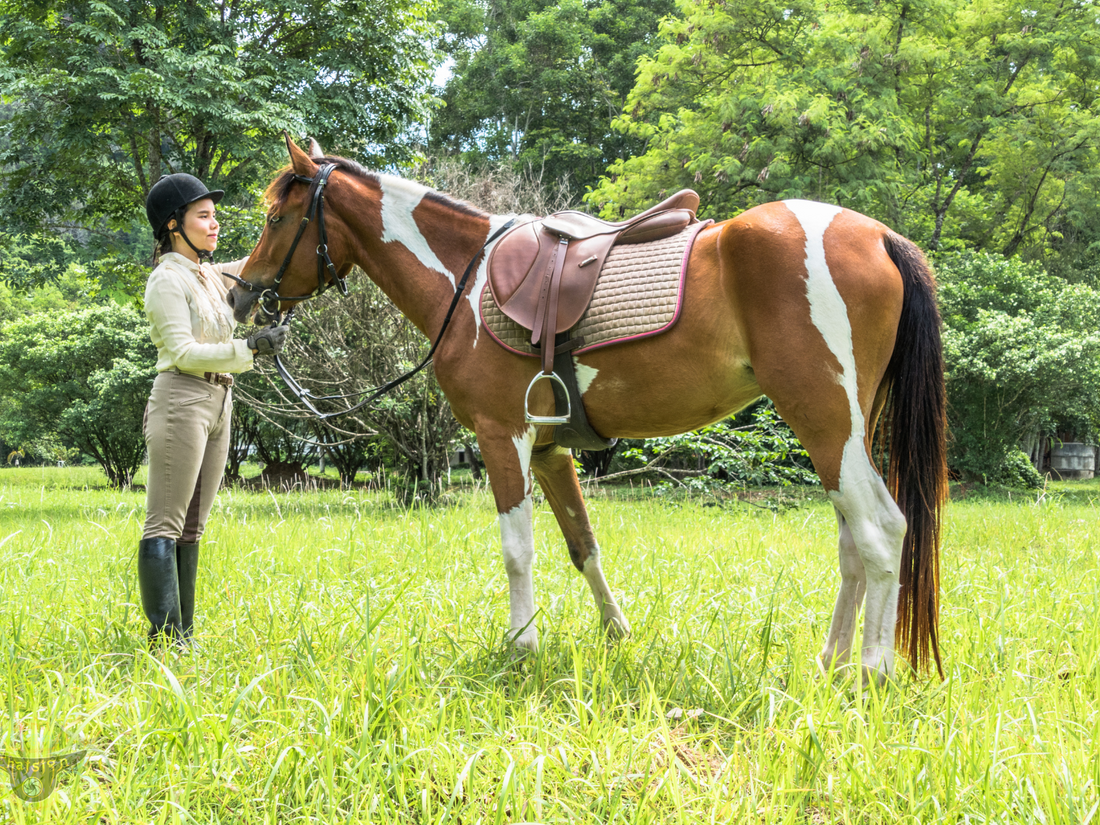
{"left": 480, "top": 219, "right": 713, "bottom": 358}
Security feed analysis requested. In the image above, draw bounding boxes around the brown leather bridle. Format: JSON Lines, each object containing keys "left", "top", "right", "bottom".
{"left": 223, "top": 163, "right": 346, "bottom": 321}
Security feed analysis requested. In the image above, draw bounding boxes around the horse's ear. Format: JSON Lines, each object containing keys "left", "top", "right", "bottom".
{"left": 284, "top": 132, "right": 317, "bottom": 177}
{"left": 307, "top": 137, "right": 325, "bottom": 159}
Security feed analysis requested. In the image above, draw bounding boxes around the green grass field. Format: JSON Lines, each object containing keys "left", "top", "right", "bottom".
{"left": 1, "top": 466, "right": 1098, "bottom": 823}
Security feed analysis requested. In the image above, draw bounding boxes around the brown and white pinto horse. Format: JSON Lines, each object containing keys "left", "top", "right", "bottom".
{"left": 230, "top": 137, "right": 948, "bottom": 685}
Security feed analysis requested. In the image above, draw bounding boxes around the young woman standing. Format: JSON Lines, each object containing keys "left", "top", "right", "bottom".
{"left": 140, "top": 173, "right": 286, "bottom": 645}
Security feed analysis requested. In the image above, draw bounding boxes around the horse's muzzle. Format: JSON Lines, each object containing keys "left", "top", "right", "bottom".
{"left": 228, "top": 286, "right": 259, "bottom": 324}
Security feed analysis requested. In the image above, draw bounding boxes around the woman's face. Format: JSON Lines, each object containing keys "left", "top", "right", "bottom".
{"left": 169, "top": 198, "right": 220, "bottom": 259}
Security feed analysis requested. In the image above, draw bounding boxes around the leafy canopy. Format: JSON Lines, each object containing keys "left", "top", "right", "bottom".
{"left": 588, "top": 0, "right": 1100, "bottom": 270}
{"left": 430, "top": 0, "right": 675, "bottom": 199}
{"left": 937, "top": 252, "right": 1100, "bottom": 483}
{"left": 0, "top": 0, "right": 437, "bottom": 287}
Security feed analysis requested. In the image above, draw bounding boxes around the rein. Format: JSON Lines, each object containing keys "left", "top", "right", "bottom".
{"left": 228, "top": 162, "right": 515, "bottom": 420}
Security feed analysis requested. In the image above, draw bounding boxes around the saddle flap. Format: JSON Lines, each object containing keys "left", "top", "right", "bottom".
{"left": 487, "top": 221, "right": 543, "bottom": 309}
{"left": 494, "top": 228, "right": 610, "bottom": 333}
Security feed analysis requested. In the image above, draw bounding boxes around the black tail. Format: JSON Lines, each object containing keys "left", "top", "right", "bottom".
{"left": 882, "top": 232, "right": 948, "bottom": 678}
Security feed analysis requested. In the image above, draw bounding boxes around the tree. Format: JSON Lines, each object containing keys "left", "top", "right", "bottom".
{"left": 0, "top": 0, "right": 437, "bottom": 288}
{"left": 0, "top": 304, "right": 156, "bottom": 486}
{"left": 937, "top": 252, "right": 1100, "bottom": 485}
{"left": 228, "top": 369, "right": 320, "bottom": 486}
{"left": 430, "top": 0, "right": 676, "bottom": 199}
{"left": 588, "top": 0, "right": 1100, "bottom": 269}
{"left": 617, "top": 401, "right": 818, "bottom": 491}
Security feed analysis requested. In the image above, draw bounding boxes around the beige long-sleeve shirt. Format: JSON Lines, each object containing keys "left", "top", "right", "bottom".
{"left": 144, "top": 252, "right": 255, "bottom": 376}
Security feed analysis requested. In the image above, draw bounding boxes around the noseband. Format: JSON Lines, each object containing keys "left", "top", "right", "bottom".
{"left": 223, "top": 163, "right": 346, "bottom": 320}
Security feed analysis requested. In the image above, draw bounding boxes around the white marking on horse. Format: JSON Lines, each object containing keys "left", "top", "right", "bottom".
{"left": 783, "top": 200, "right": 866, "bottom": 486}
{"left": 574, "top": 358, "right": 598, "bottom": 394}
{"left": 379, "top": 175, "right": 456, "bottom": 288}
{"left": 499, "top": 497, "right": 537, "bottom": 649}
{"left": 512, "top": 425, "right": 537, "bottom": 497}
{"left": 582, "top": 553, "right": 630, "bottom": 637}
{"left": 470, "top": 214, "right": 519, "bottom": 346}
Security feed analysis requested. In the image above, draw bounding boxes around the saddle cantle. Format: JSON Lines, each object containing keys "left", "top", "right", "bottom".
{"left": 487, "top": 190, "right": 700, "bottom": 431}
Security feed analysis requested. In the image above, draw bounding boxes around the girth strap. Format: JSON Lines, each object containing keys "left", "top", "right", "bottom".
{"left": 548, "top": 337, "right": 616, "bottom": 452}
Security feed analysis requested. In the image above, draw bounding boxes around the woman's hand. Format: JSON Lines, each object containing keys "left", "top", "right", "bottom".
{"left": 246, "top": 323, "right": 289, "bottom": 357}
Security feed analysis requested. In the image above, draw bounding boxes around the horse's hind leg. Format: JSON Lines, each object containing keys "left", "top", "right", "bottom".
{"left": 827, "top": 461, "right": 906, "bottom": 684}
{"left": 769, "top": 391, "right": 905, "bottom": 686}
{"left": 820, "top": 509, "right": 867, "bottom": 673}
{"left": 530, "top": 443, "right": 629, "bottom": 638}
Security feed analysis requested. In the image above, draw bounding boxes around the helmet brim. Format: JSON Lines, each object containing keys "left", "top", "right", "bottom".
{"left": 185, "top": 189, "right": 224, "bottom": 208}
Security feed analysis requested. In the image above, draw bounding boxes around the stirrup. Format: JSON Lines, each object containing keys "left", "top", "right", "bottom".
{"left": 524, "top": 372, "right": 571, "bottom": 425}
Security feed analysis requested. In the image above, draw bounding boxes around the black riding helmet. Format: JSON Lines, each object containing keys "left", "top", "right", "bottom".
{"left": 146, "top": 173, "right": 224, "bottom": 260}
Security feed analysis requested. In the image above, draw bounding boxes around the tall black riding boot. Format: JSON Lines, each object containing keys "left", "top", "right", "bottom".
{"left": 176, "top": 542, "right": 200, "bottom": 641}
{"left": 137, "top": 537, "right": 182, "bottom": 643}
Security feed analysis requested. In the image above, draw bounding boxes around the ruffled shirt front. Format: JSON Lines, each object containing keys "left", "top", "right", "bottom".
{"left": 144, "top": 252, "right": 255, "bottom": 376}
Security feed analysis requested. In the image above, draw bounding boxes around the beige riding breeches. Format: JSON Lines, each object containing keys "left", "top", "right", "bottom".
{"left": 143, "top": 370, "right": 233, "bottom": 542}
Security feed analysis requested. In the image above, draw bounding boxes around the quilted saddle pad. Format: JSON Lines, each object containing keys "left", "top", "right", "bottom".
{"left": 480, "top": 220, "right": 711, "bottom": 357}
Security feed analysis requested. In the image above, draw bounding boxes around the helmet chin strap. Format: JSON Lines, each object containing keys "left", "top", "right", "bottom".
{"left": 178, "top": 227, "right": 213, "bottom": 262}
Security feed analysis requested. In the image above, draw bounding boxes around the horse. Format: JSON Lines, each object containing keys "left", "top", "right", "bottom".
{"left": 228, "top": 136, "right": 948, "bottom": 686}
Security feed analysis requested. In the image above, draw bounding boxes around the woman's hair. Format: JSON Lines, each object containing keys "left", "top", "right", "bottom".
{"left": 151, "top": 208, "right": 183, "bottom": 263}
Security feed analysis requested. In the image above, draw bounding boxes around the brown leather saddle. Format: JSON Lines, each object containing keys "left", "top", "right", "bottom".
{"left": 487, "top": 189, "right": 700, "bottom": 431}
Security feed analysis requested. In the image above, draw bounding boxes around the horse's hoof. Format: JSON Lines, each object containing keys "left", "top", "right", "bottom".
{"left": 858, "top": 646, "right": 895, "bottom": 690}
{"left": 508, "top": 628, "right": 539, "bottom": 655}
{"left": 603, "top": 614, "right": 631, "bottom": 640}
{"left": 818, "top": 648, "right": 853, "bottom": 676}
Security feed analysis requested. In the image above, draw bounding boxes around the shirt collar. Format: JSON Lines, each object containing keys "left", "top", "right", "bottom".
{"left": 160, "top": 252, "right": 203, "bottom": 273}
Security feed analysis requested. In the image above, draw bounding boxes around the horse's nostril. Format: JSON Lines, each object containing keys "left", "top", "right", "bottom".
{"left": 226, "top": 290, "right": 236, "bottom": 308}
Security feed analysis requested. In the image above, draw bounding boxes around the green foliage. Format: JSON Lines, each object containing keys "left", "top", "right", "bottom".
{"left": 1000, "top": 448, "right": 1046, "bottom": 490}
{"left": 0, "top": 265, "right": 95, "bottom": 327}
{"left": 0, "top": 232, "right": 77, "bottom": 291}
{"left": 588, "top": 0, "right": 1100, "bottom": 268}
{"left": 0, "top": 0, "right": 437, "bottom": 287}
{"left": 622, "top": 402, "right": 818, "bottom": 491}
{"left": 0, "top": 304, "right": 156, "bottom": 486}
{"left": 937, "top": 251, "right": 1100, "bottom": 484}
{"left": 431, "top": 0, "right": 676, "bottom": 199}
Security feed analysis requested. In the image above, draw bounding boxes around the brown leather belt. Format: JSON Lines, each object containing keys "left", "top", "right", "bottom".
{"left": 171, "top": 368, "right": 234, "bottom": 387}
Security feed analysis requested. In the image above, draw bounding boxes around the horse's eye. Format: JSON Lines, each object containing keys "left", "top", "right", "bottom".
{"left": 268, "top": 215, "right": 281, "bottom": 225}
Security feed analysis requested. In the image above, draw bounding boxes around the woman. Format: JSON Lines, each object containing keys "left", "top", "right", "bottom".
{"left": 139, "top": 173, "right": 286, "bottom": 645}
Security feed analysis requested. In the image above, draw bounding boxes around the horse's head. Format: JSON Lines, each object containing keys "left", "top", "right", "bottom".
{"left": 228, "top": 134, "right": 355, "bottom": 324}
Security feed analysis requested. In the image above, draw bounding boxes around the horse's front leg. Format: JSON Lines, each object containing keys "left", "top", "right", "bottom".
{"left": 530, "top": 443, "right": 630, "bottom": 639}
{"left": 479, "top": 425, "right": 540, "bottom": 651}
